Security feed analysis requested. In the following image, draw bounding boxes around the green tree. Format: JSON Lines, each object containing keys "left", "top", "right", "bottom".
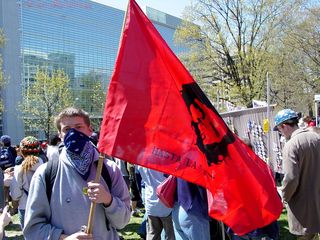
{"left": 268, "top": 47, "right": 309, "bottom": 110}
{"left": 76, "top": 71, "right": 106, "bottom": 131}
{"left": 286, "top": 7, "right": 320, "bottom": 71}
{"left": 20, "top": 69, "right": 73, "bottom": 140}
{"left": 175, "top": 0, "right": 302, "bottom": 108}
{"left": 0, "top": 29, "right": 6, "bottom": 113}
{"left": 268, "top": 5, "right": 320, "bottom": 115}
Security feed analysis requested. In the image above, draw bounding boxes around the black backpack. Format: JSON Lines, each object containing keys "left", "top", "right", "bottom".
{"left": 0, "top": 146, "right": 14, "bottom": 170}
{"left": 44, "top": 157, "right": 113, "bottom": 230}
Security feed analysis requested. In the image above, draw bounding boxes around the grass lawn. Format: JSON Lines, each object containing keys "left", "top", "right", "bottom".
{"left": 4, "top": 211, "right": 145, "bottom": 240}
{"left": 4, "top": 214, "right": 24, "bottom": 240}
{"left": 278, "top": 208, "right": 295, "bottom": 240}
{"left": 119, "top": 212, "right": 144, "bottom": 239}
{"left": 5, "top": 208, "right": 295, "bottom": 240}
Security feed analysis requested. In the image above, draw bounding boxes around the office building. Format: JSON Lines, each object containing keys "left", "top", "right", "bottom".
{"left": 0, "top": 0, "right": 184, "bottom": 143}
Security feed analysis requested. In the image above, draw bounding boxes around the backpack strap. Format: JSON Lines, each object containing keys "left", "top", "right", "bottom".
{"left": 98, "top": 161, "right": 112, "bottom": 191}
{"left": 23, "top": 188, "right": 29, "bottom": 196}
{"left": 58, "top": 142, "right": 64, "bottom": 154}
{"left": 95, "top": 160, "right": 112, "bottom": 231}
{"left": 45, "top": 159, "right": 59, "bottom": 202}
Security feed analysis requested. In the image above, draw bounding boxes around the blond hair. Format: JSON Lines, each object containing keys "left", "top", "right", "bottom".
{"left": 20, "top": 136, "right": 41, "bottom": 172}
{"left": 21, "top": 155, "right": 39, "bottom": 173}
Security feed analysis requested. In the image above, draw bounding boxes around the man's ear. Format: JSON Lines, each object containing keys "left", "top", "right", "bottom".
{"left": 58, "top": 131, "right": 63, "bottom": 140}
{"left": 89, "top": 125, "right": 94, "bottom": 135}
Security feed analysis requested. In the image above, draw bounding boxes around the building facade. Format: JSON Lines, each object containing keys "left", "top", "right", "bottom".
{"left": 0, "top": 0, "right": 184, "bottom": 143}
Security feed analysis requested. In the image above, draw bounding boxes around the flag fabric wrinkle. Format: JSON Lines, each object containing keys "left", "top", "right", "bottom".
{"left": 98, "top": 0, "right": 283, "bottom": 235}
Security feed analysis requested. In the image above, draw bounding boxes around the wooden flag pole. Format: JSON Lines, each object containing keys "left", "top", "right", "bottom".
{"left": 86, "top": 0, "right": 130, "bottom": 234}
{"left": 116, "top": 0, "right": 130, "bottom": 56}
{"left": 86, "top": 153, "right": 105, "bottom": 234}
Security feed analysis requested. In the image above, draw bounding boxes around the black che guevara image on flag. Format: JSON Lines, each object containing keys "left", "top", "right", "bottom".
{"left": 98, "top": 0, "right": 283, "bottom": 235}
{"left": 181, "top": 83, "right": 236, "bottom": 166}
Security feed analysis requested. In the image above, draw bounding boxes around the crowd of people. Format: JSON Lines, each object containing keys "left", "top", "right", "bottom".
{"left": 0, "top": 107, "right": 319, "bottom": 240}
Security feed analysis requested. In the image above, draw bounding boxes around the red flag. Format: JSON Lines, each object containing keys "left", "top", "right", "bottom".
{"left": 99, "top": 0, "right": 282, "bottom": 235}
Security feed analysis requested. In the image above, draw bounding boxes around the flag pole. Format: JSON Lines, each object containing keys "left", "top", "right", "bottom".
{"left": 266, "top": 72, "right": 272, "bottom": 172}
{"left": 116, "top": 0, "right": 130, "bottom": 56}
{"left": 86, "top": 153, "right": 105, "bottom": 234}
{"left": 85, "top": 0, "right": 131, "bottom": 235}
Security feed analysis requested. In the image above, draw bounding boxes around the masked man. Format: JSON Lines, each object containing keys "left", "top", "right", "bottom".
{"left": 24, "top": 107, "right": 131, "bottom": 240}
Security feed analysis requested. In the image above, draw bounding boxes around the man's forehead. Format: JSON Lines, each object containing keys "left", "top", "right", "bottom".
{"left": 60, "top": 116, "right": 87, "bottom": 126}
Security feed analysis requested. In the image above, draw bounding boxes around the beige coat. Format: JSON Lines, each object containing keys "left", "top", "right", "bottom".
{"left": 281, "top": 128, "right": 320, "bottom": 235}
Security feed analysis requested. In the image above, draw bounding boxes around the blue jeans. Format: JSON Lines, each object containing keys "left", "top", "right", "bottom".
{"left": 138, "top": 212, "right": 147, "bottom": 239}
{"left": 18, "top": 209, "right": 25, "bottom": 229}
{"left": 172, "top": 203, "right": 210, "bottom": 240}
